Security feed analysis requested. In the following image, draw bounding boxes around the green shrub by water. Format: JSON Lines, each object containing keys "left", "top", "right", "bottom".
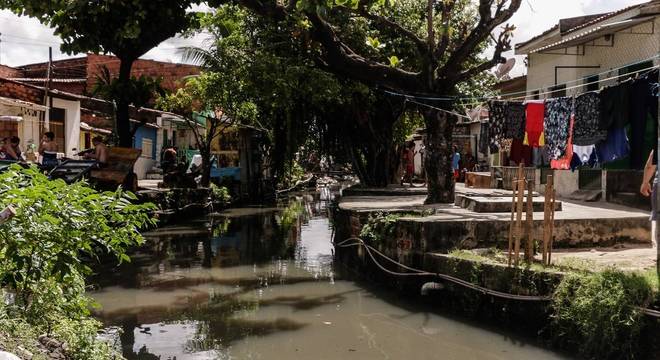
{"left": 0, "top": 165, "right": 155, "bottom": 358}
{"left": 550, "top": 269, "right": 653, "bottom": 360}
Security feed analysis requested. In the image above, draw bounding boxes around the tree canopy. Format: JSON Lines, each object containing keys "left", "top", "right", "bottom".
{"left": 209, "top": 0, "right": 521, "bottom": 202}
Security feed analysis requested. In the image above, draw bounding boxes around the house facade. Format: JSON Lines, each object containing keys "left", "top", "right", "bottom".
{"left": 514, "top": 0, "right": 660, "bottom": 205}
{"left": 515, "top": 1, "right": 660, "bottom": 98}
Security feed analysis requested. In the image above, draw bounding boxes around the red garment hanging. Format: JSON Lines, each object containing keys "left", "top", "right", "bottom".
{"left": 523, "top": 100, "right": 545, "bottom": 147}
{"left": 550, "top": 115, "right": 574, "bottom": 170}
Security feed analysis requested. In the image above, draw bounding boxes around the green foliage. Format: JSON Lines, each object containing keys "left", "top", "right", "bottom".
{"left": 2, "top": 0, "right": 200, "bottom": 58}
{"left": 210, "top": 183, "right": 232, "bottom": 205}
{"left": 92, "top": 66, "right": 165, "bottom": 108}
{"left": 277, "top": 199, "right": 306, "bottom": 235}
{"left": 0, "top": 165, "right": 155, "bottom": 358}
{"left": 550, "top": 269, "right": 653, "bottom": 359}
{"left": 359, "top": 212, "right": 402, "bottom": 243}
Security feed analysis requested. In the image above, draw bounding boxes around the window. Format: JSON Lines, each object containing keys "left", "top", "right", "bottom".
{"left": 141, "top": 138, "right": 153, "bottom": 159}
{"left": 550, "top": 84, "right": 566, "bottom": 98}
{"left": 619, "top": 61, "right": 653, "bottom": 80}
{"left": 83, "top": 133, "right": 91, "bottom": 150}
{"left": 531, "top": 90, "right": 540, "bottom": 100}
{"left": 48, "top": 107, "right": 66, "bottom": 153}
{"left": 0, "top": 120, "right": 18, "bottom": 140}
{"left": 584, "top": 75, "right": 599, "bottom": 92}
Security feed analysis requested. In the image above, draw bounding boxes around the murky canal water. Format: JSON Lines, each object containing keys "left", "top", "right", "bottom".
{"left": 90, "top": 191, "right": 569, "bottom": 360}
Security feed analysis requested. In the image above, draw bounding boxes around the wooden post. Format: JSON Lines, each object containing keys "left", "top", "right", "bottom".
{"left": 525, "top": 179, "right": 534, "bottom": 263}
{"left": 542, "top": 175, "right": 553, "bottom": 265}
{"left": 508, "top": 177, "right": 517, "bottom": 266}
{"left": 548, "top": 187, "right": 556, "bottom": 265}
{"left": 514, "top": 178, "right": 525, "bottom": 266}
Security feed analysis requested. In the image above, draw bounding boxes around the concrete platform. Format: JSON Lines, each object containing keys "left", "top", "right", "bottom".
{"left": 337, "top": 189, "right": 651, "bottom": 250}
{"left": 455, "top": 194, "right": 562, "bottom": 213}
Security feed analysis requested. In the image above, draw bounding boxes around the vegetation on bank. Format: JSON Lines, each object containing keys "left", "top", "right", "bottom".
{"left": 447, "top": 250, "right": 658, "bottom": 360}
{"left": 0, "top": 165, "right": 155, "bottom": 359}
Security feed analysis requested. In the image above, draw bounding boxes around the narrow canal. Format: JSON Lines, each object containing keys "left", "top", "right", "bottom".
{"left": 90, "top": 189, "right": 569, "bottom": 360}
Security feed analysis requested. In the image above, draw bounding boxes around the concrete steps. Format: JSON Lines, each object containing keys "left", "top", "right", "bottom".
{"left": 455, "top": 193, "right": 562, "bottom": 213}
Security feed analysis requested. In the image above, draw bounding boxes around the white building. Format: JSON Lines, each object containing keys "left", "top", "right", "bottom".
{"left": 515, "top": 1, "right": 660, "bottom": 98}
{"left": 514, "top": 0, "right": 660, "bottom": 203}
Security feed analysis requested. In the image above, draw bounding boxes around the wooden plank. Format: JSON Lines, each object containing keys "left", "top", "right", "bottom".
{"left": 525, "top": 179, "right": 534, "bottom": 263}
{"left": 508, "top": 177, "right": 517, "bottom": 267}
{"left": 548, "top": 187, "right": 556, "bottom": 265}
{"left": 514, "top": 179, "right": 525, "bottom": 266}
{"left": 542, "top": 175, "right": 552, "bottom": 265}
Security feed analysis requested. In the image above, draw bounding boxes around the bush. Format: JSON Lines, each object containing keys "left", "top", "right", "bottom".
{"left": 550, "top": 269, "right": 653, "bottom": 360}
{"left": 210, "top": 183, "right": 231, "bottom": 205}
{"left": 0, "top": 165, "right": 155, "bottom": 358}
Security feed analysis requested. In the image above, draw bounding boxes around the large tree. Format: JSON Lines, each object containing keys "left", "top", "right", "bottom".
{"left": 1, "top": 0, "right": 201, "bottom": 147}
{"left": 214, "top": 0, "right": 520, "bottom": 203}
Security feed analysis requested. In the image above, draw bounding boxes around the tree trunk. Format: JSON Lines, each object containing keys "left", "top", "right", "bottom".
{"left": 116, "top": 59, "right": 134, "bottom": 147}
{"left": 423, "top": 108, "right": 456, "bottom": 204}
{"left": 200, "top": 151, "right": 212, "bottom": 188}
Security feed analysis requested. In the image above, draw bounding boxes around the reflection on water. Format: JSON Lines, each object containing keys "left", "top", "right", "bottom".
{"left": 90, "top": 190, "right": 568, "bottom": 360}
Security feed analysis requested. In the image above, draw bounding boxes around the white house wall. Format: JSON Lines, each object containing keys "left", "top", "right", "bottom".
{"left": 526, "top": 17, "right": 660, "bottom": 95}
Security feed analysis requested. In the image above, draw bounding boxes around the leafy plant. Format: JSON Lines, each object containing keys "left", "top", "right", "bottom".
{"left": 0, "top": 165, "right": 155, "bottom": 358}
{"left": 550, "top": 269, "right": 653, "bottom": 360}
{"left": 210, "top": 183, "right": 232, "bottom": 205}
{"left": 359, "top": 212, "right": 402, "bottom": 243}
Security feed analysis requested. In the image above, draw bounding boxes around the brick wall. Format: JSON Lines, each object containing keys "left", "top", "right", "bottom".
{"left": 86, "top": 54, "right": 199, "bottom": 93}
{"left": 0, "top": 78, "right": 44, "bottom": 103}
{"left": 0, "top": 65, "right": 23, "bottom": 79}
{"left": 19, "top": 57, "right": 88, "bottom": 79}
{"left": 13, "top": 54, "right": 199, "bottom": 96}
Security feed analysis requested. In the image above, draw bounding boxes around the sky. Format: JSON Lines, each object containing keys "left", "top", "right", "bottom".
{"left": 0, "top": 0, "right": 648, "bottom": 74}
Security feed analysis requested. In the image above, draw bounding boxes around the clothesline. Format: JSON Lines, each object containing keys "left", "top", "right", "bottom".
{"left": 404, "top": 99, "right": 472, "bottom": 120}
{"left": 380, "top": 54, "right": 660, "bottom": 102}
{"left": 385, "top": 63, "right": 659, "bottom": 119}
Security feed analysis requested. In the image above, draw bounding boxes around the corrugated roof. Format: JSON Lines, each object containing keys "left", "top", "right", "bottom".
{"left": 515, "top": 0, "right": 658, "bottom": 53}
{"left": 9, "top": 78, "right": 87, "bottom": 83}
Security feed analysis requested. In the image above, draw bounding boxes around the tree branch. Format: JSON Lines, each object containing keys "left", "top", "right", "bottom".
{"left": 451, "top": 23, "right": 514, "bottom": 83}
{"left": 435, "top": 0, "right": 456, "bottom": 59}
{"left": 305, "top": 11, "right": 422, "bottom": 91}
{"left": 357, "top": 6, "right": 428, "bottom": 55}
{"left": 439, "top": 0, "right": 521, "bottom": 82}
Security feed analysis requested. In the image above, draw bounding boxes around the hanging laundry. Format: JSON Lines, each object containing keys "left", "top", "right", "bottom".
{"left": 628, "top": 69, "right": 659, "bottom": 169}
{"left": 479, "top": 122, "right": 491, "bottom": 155}
{"left": 543, "top": 97, "right": 572, "bottom": 160}
{"left": 573, "top": 145, "right": 597, "bottom": 166}
{"left": 573, "top": 92, "right": 606, "bottom": 146}
{"left": 487, "top": 101, "right": 507, "bottom": 153}
{"left": 550, "top": 115, "right": 574, "bottom": 170}
{"left": 523, "top": 100, "right": 545, "bottom": 147}
{"left": 596, "top": 127, "right": 629, "bottom": 164}
{"left": 504, "top": 101, "right": 525, "bottom": 140}
{"left": 509, "top": 138, "right": 533, "bottom": 166}
{"left": 599, "top": 80, "right": 632, "bottom": 130}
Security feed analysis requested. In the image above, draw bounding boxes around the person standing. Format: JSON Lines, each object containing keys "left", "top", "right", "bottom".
{"left": 401, "top": 141, "right": 415, "bottom": 186}
{"left": 641, "top": 149, "right": 657, "bottom": 245}
{"left": 452, "top": 145, "right": 461, "bottom": 180}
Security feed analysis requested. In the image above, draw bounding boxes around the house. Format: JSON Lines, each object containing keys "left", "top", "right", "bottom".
{"left": 0, "top": 54, "right": 201, "bottom": 178}
{"left": 514, "top": 0, "right": 660, "bottom": 206}
{"left": 515, "top": 0, "right": 659, "bottom": 97}
{"left": 492, "top": 75, "right": 527, "bottom": 100}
